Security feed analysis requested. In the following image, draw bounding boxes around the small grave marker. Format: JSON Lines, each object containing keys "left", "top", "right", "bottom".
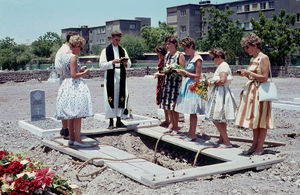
{"left": 30, "top": 90, "right": 46, "bottom": 121}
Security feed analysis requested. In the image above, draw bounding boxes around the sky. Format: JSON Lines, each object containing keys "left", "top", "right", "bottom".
{"left": 0, "top": 0, "right": 234, "bottom": 44}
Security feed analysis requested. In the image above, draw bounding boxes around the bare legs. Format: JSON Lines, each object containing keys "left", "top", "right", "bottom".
{"left": 68, "top": 118, "right": 82, "bottom": 142}
{"left": 213, "top": 122, "right": 231, "bottom": 146}
{"left": 248, "top": 128, "right": 267, "bottom": 153}
{"left": 186, "top": 114, "right": 197, "bottom": 139}
{"left": 62, "top": 120, "right": 68, "bottom": 129}
{"left": 168, "top": 110, "right": 179, "bottom": 131}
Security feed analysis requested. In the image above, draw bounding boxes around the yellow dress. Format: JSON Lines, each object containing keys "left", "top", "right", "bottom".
{"left": 235, "top": 53, "right": 274, "bottom": 129}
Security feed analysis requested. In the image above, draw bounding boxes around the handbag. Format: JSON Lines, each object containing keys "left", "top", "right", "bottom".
{"left": 258, "top": 60, "right": 278, "bottom": 102}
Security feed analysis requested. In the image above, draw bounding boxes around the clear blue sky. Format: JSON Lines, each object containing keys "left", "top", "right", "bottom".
{"left": 0, "top": 0, "right": 233, "bottom": 44}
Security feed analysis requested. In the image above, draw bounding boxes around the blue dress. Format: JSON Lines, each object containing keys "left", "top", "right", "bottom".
{"left": 54, "top": 53, "right": 93, "bottom": 120}
{"left": 175, "top": 55, "right": 206, "bottom": 114}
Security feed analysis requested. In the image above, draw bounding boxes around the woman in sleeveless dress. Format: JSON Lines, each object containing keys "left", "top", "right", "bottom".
{"left": 235, "top": 33, "right": 274, "bottom": 155}
{"left": 175, "top": 37, "right": 205, "bottom": 141}
{"left": 54, "top": 35, "right": 94, "bottom": 147}
{"left": 160, "top": 35, "right": 185, "bottom": 133}
{"left": 206, "top": 48, "right": 237, "bottom": 147}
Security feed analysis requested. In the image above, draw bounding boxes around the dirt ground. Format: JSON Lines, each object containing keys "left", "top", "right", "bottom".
{"left": 0, "top": 75, "right": 299, "bottom": 194}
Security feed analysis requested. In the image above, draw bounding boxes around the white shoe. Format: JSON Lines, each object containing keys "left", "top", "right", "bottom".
{"left": 73, "top": 141, "right": 94, "bottom": 148}
{"left": 68, "top": 140, "right": 74, "bottom": 145}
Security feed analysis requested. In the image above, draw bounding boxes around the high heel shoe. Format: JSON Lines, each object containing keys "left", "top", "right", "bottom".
{"left": 241, "top": 149, "right": 256, "bottom": 156}
{"left": 252, "top": 150, "right": 264, "bottom": 155}
{"left": 73, "top": 141, "right": 95, "bottom": 148}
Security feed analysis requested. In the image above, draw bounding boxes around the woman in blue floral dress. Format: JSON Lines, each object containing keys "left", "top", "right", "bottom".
{"left": 175, "top": 37, "right": 205, "bottom": 141}
{"left": 54, "top": 35, "right": 93, "bottom": 147}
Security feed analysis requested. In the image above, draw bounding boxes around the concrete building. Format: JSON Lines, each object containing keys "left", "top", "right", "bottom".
{"left": 61, "top": 17, "right": 151, "bottom": 54}
{"left": 167, "top": 0, "right": 300, "bottom": 40}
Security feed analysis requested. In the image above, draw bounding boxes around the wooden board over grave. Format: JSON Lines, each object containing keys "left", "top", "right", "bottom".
{"left": 42, "top": 126, "right": 284, "bottom": 188}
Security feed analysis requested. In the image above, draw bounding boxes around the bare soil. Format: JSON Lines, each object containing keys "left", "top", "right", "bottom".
{"left": 0, "top": 75, "right": 299, "bottom": 194}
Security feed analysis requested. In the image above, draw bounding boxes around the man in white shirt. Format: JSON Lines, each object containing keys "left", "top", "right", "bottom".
{"left": 99, "top": 30, "right": 131, "bottom": 129}
{"left": 54, "top": 31, "right": 78, "bottom": 138}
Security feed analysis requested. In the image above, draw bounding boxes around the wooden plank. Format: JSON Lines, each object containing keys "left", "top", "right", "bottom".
{"left": 42, "top": 138, "right": 103, "bottom": 166}
{"left": 81, "top": 124, "right": 137, "bottom": 136}
{"left": 142, "top": 154, "right": 284, "bottom": 188}
{"left": 204, "top": 134, "right": 286, "bottom": 146}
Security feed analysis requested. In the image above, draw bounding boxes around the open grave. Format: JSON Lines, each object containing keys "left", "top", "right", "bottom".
{"left": 19, "top": 89, "right": 286, "bottom": 188}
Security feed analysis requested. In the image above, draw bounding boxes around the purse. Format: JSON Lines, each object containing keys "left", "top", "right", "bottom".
{"left": 258, "top": 59, "right": 278, "bottom": 102}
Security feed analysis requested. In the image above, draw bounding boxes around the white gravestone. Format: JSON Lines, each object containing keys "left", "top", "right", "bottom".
{"left": 30, "top": 90, "right": 46, "bottom": 121}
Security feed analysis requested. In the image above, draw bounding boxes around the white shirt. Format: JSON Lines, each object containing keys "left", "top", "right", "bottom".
{"left": 55, "top": 44, "right": 71, "bottom": 75}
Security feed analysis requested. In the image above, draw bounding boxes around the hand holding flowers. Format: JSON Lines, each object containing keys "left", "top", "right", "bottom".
{"left": 162, "top": 63, "right": 184, "bottom": 78}
{"left": 188, "top": 75, "right": 214, "bottom": 101}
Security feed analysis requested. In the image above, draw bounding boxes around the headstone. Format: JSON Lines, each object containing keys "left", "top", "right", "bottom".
{"left": 30, "top": 90, "right": 46, "bottom": 121}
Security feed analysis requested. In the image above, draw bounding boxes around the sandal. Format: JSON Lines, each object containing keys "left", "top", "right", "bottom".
{"left": 180, "top": 135, "right": 196, "bottom": 142}
{"left": 159, "top": 121, "right": 170, "bottom": 127}
{"left": 241, "top": 149, "right": 256, "bottom": 156}
{"left": 252, "top": 150, "right": 264, "bottom": 155}
{"left": 218, "top": 144, "right": 233, "bottom": 148}
{"left": 164, "top": 129, "right": 173, "bottom": 134}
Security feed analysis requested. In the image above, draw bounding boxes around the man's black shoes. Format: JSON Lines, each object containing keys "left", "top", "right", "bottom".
{"left": 116, "top": 121, "right": 127, "bottom": 128}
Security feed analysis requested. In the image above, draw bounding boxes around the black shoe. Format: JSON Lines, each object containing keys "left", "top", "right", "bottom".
{"left": 108, "top": 125, "right": 114, "bottom": 129}
{"left": 60, "top": 128, "right": 69, "bottom": 139}
{"left": 116, "top": 122, "right": 127, "bottom": 128}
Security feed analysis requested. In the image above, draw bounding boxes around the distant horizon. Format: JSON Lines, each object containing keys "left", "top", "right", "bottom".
{"left": 0, "top": 0, "right": 235, "bottom": 44}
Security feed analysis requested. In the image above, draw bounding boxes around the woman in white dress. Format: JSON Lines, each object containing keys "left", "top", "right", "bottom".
{"left": 206, "top": 48, "right": 237, "bottom": 147}
{"left": 54, "top": 35, "right": 93, "bottom": 147}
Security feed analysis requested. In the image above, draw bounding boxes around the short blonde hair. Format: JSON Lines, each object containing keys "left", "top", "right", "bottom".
{"left": 241, "top": 33, "right": 261, "bottom": 49}
{"left": 209, "top": 48, "right": 225, "bottom": 60}
{"left": 69, "top": 35, "right": 86, "bottom": 48}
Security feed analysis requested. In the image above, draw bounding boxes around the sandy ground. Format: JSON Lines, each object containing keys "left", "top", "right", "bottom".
{"left": 0, "top": 75, "right": 299, "bottom": 194}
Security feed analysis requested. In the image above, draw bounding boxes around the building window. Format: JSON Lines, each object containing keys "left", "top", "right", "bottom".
{"left": 195, "top": 25, "right": 201, "bottom": 32}
{"left": 252, "top": 3, "right": 258, "bottom": 11}
{"left": 129, "top": 24, "right": 136, "bottom": 29}
{"left": 181, "top": 25, "right": 186, "bottom": 32}
{"left": 244, "top": 4, "right": 250, "bottom": 12}
{"left": 195, "top": 10, "right": 201, "bottom": 16}
{"left": 180, "top": 10, "right": 186, "bottom": 16}
{"left": 237, "top": 5, "right": 243, "bottom": 13}
{"left": 260, "top": 2, "right": 267, "bottom": 10}
{"left": 107, "top": 25, "right": 112, "bottom": 30}
{"left": 269, "top": 1, "right": 274, "bottom": 9}
{"left": 244, "top": 22, "right": 252, "bottom": 30}
{"left": 297, "top": 13, "right": 300, "bottom": 23}
{"left": 100, "top": 28, "right": 105, "bottom": 33}
{"left": 100, "top": 39, "right": 105, "bottom": 44}
{"left": 237, "top": 22, "right": 243, "bottom": 28}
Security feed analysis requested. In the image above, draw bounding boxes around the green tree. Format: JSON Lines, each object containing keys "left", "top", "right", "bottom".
{"left": 120, "top": 34, "right": 146, "bottom": 62}
{"left": 31, "top": 32, "right": 62, "bottom": 58}
{"left": 91, "top": 45, "right": 102, "bottom": 55}
{"left": 141, "top": 22, "right": 175, "bottom": 52}
{"left": 199, "top": 6, "right": 245, "bottom": 64}
{"left": 251, "top": 10, "right": 300, "bottom": 66}
{"left": 0, "top": 37, "right": 33, "bottom": 70}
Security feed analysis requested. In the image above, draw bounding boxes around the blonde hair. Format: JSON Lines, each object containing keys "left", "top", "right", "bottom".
{"left": 241, "top": 33, "right": 261, "bottom": 49}
{"left": 209, "top": 48, "right": 225, "bottom": 59}
{"left": 69, "top": 35, "right": 86, "bottom": 48}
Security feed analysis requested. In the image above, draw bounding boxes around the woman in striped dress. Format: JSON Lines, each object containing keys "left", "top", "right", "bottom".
{"left": 206, "top": 48, "right": 237, "bottom": 147}
{"left": 160, "top": 35, "right": 185, "bottom": 133}
{"left": 235, "top": 33, "right": 274, "bottom": 155}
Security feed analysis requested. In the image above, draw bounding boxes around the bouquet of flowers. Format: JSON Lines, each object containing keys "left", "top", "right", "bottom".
{"left": 0, "top": 150, "right": 78, "bottom": 194}
{"left": 188, "top": 75, "right": 214, "bottom": 101}
{"left": 162, "top": 63, "right": 184, "bottom": 78}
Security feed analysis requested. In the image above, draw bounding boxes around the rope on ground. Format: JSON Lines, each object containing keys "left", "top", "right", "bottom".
{"left": 192, "top": 145, "right": 217, "bottom": 167}
{"left": 153, "top": 132, "right": 183, "bottom": 163}
{"left": 74, "top": 156, "right": 150, "bottom": 178}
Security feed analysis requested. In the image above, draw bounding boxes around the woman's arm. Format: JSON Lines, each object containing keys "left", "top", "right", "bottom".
{"left": 241, "top": 56, "right": 270, "bottom": 82}
{"left": 215, "top": 72, "right": 228, "bottom": 86}
{"left": 70, "top": 56, "right": 89, "bottom": 79}
{"left": 177, "top": 59, "right": 201, "bottom": 80}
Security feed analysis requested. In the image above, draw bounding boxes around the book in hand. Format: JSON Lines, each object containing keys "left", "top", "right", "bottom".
{"left": 120, "top": 57, "right": 128, "bottom": 62}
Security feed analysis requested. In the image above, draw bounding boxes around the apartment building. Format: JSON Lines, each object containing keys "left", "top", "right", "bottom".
{"left": 167, "top": 0, "right": 300, "bottom": 40}
{"left": 61, "top": 17, "right": 151, "bottom": 54}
